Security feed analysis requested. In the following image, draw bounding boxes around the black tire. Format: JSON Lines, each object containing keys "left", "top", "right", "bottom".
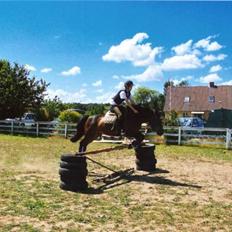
{"left": 60, "top": 175, "right": 87, "bottom": 185}
{"left": 135, "top": 153, "right": 156, "bottom": 162}
{"left": 134, "top": 144, "right": 155, "bottom": 153}
{"left": 59, "top": 168, "right": 88, "bottom": 177}
{"left": 60, "top": 181, "right": 88, "bottom": 192}
{"left": 60, "top": 161, "right": 87, "bottom": 170}
{"left": 61, "top": 154, "right": 86, "bottom": 163}
{"left": 136, "top": 163, "right": 156, "bottom": 172}
{"left": 135, "top": 158, "right": 157, "bottom": 165}
{"left": 134, "top": 145, "right": 156, "bottom": 161}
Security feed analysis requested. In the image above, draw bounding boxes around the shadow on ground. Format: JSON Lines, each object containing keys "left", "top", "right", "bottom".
{"left": 63, "top": 168, "right": 201, "bottom": 194}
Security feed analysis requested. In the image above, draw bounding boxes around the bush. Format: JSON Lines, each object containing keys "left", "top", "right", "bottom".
{"left": 59, "top": 110, "right": 82, "bottom": 123}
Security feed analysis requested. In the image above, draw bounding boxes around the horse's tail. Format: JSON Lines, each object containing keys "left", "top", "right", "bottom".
{"left": 70, "top": 115, "right": 89, "bottom": 143}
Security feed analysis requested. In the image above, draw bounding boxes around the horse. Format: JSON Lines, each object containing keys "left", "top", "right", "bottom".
{"left": 70, "top": 105, "right": 164, "bottom": 153}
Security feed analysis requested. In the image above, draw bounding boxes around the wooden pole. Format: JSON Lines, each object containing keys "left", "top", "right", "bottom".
{"left": 75, "top": 144, "right": 127, "bottom": 156}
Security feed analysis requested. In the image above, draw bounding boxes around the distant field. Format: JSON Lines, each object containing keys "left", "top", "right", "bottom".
{"left": 0, "top": 134, "right": 232, "bottom": 231}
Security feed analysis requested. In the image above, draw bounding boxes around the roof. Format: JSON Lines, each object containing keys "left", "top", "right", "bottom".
{"left": 164, "top": 85, "right": 232, "bottom": 112}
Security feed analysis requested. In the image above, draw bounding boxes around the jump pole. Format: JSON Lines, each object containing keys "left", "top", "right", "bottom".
{"left": 75, "top": 144, "right": 127, "bottom": 156}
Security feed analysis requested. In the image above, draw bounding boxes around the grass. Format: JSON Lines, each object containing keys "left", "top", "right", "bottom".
{"left": 0, "top": 134, "right": 232, "bottom": 231}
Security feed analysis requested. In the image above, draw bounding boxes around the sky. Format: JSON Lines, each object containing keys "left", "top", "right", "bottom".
{"left": 0, "top": 1, "right": 232, "bottom": 103}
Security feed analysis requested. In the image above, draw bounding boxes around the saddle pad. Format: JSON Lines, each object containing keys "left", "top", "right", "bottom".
{"left": 104, "top": 111, "right": 117, "bottom": 124}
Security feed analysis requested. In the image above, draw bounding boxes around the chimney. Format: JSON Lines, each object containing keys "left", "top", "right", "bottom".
{"left": 209, "top": 82, "right": 217, "bottom": 88}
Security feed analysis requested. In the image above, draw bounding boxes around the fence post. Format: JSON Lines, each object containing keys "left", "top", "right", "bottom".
{"left": 64, "top": 124, "right": 68, "bottom": 138}
{"left": 178, "top": 127, "right": 181, "bottom": 145}
{"left": 226, "top": 128, "right": 231, "bottom": 150}
{"left": 36, "top": 122, "right": 39, "bottom": 137}
{"left": 11, "top": 121, "right": 14, "bottom": 134}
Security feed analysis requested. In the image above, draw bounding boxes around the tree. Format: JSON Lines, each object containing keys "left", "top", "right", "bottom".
{"left": 39, "top": 96, "right": 65, "bottom": 121}
{"left": 163, "top": 80, "right": 174, "bottom": 96}
{"left": 86, "top": 104, "right": 106, "bottom": 115}
{"left": 59, "top": 110, "right": 82, "bottom": 123}
{"left": 0, "top": 60, "right": 49, "bottom": 119}
{"left": 133, "top": 87, "right": 164, "bottom": 110}
{"left": 178, "top": 80, "right": 189, "bottom": 87}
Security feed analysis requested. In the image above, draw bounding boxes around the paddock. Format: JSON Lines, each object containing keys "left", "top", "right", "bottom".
{"left": 0, "top": 134, "right": 231, "bottom": 231}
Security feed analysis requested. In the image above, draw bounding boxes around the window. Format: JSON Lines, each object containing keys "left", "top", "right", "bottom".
{"left": 184, "top": 96, "right": 190, "bottom": 103}
{"left": 208, "top": 96, "right": 215, "bottom": 103}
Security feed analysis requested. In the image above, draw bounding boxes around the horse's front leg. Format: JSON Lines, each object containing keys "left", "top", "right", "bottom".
{"left": 78, "top": 124, "right": 99, "bottom": 153}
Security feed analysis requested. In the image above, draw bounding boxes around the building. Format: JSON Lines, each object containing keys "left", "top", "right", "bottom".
{"left": 164, "top": 82, "right": 232, "bottom": 120}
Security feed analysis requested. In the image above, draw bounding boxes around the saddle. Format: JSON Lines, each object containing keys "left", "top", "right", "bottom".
{"left": 103, "top": 111, "right": 123, "bottom": 134}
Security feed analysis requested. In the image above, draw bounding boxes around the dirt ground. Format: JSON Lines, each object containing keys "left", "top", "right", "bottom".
{"left": 1, "top": 140, "right": 232, "bottom": 231}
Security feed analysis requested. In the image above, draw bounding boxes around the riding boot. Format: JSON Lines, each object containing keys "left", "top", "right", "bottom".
{"left": 111, "top": 120, "right": 118, "bottom": 131}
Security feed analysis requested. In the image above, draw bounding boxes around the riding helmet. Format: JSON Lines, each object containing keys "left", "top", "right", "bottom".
{"left": 124, "top": 80, "right": 134, "bottom": 88}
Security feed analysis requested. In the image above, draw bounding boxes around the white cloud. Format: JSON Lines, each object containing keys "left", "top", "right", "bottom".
{"left": 112, "top": 75, "right": 120, "bottom": 79}
{"left": 207, "top": 41, "right": 223, "bottom": 51}
{"left": 41, "top": 68, "right": 52, "bottom": 73}
{"left": 96, "top": 89, "right": 104, "bottom": 93}
{"left": 209, "top": 65, "right": 222, "bottom": 73}
{"left": 92, "top": 80, "right": 102, "bottom": 87}
{"left": 45, "top": 88, "right": 91, "bottom": 103}
{"left": 24, "top": 64, "right": 36, "bottom": 72}
{"left": 172, "top": 40, "right": 193, "bottom": 55}
{"left": 220, "top": 80, "right": 232, "bottom": 85}
{"left": 199, "top": 73, "right": 222, "bottom": 83}
{"left": 103, "top": 34, "right": 227, "bottom": 84}
{"left": 203, "top": 54, "right": 227, "bottom": 62}
{"left": 61, "top": 66, "right": 81, "bottom": 76}
{"left": 123, "top": 64, "right": 163, "bottom": 82}
{"left": 114, "top": 81, "right": 124, "bottom": 90}
{"left": 96, "top": 92, "right": 114, "bottom": 103}
{"left": 102, "top": 32, "right": 163, "bottom": 67}
{"left": 171, "top": 76, "right": 193, "bottom": 86}
{"left": 194, "top": 36, "right": 223, "bottom": 51}
{"left": 161, "top": 54, "right": 203, "bottom": 71}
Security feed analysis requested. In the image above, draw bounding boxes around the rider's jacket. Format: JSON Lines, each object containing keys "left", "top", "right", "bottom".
{"left": 111, "top": 89, "right": 131, "bottom": 105}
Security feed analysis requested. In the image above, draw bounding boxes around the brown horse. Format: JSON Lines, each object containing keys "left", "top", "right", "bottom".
{"left": 70, "top": 105, "right": 164, "bottom": 152}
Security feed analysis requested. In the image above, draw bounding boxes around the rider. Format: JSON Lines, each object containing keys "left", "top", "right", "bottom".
{"left": 110, "top": 80, "right": 138, "bottom": 131}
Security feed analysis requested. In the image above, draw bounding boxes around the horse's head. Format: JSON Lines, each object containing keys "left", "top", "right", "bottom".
{"left": 133, "top": 105, "right": 164, "bottom": 136}
{"left": 150, "top": 109, "right": 164, "bottom": 136}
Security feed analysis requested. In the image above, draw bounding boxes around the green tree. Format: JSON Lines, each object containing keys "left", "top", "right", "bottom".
{"left": 39, "top": 96, "right": 65, "bottom": 121}
{"left": 133, "top": 87, "right": 164, "bottom": 110}
{"left": 164, "top": 110, "right": 179, "bottom": 126}
{"left": 86, "top": 104, "right": 106, "bottom": 115}
{"left": 178, "top": 80, "right": 189, "bottom": 87}
{"left": 59, "top": 110, "right": 82, "bottom": 123}
{"left": 163, "top": 80, "right": 174, "bottom": 96}
{"left": 0, "top": 60, "right": 49, "bottom": 119}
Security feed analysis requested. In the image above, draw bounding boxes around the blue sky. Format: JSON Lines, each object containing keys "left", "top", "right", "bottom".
{"left": 0, "top": 1, "right": 232, "bottom": 103}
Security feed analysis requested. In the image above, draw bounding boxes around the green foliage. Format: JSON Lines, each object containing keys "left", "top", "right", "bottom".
{"left": 178, "top": 80, "right": 189, "bottom": 87}
{"left": 86, "top": 104, "right": 106, "bottom": 115}
{"left": 40, "top": 96, "right": 65, "bottom": 121}
{"left": 58, "top": 110, "right": 82, "bottom": 123}
{"left": 163, "top": 80, "right": 189, "bottom": 96}
{"left": 133, "top": 87, "right": 164, "bottom": 110}
{"left": 0, "top": 60, "right": 49, "bottom": 119}
{"left": 164, "top": 110, "right": 179, "bottom": 126}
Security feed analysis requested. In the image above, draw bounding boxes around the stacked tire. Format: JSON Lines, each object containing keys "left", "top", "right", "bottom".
{"left": 135, "top": 144, "right": 157, "bottom": 172}
{"left": 59, "top": 154, "right": 88, "bottom": 192}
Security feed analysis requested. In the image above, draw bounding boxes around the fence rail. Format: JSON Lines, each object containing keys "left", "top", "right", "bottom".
{"left": 0, "top": 120, "right": 231, "bottom": 149}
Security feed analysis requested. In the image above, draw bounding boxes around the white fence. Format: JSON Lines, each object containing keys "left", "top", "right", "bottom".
{"left": 0, "top": 120, "right": 76, "bottom": 138}
{"left": 0, "top": 120, "right": 231, "bottom": 149}
{"left": 156, "top": 126, "right": 232, "bottom": 150}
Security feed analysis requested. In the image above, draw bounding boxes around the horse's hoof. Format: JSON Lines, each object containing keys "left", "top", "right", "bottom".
{"left": 70, "top": 136, "right": 78, "bottom": 143}
{"left": 128, "top": 144, "right": 133, "bottom": 149}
